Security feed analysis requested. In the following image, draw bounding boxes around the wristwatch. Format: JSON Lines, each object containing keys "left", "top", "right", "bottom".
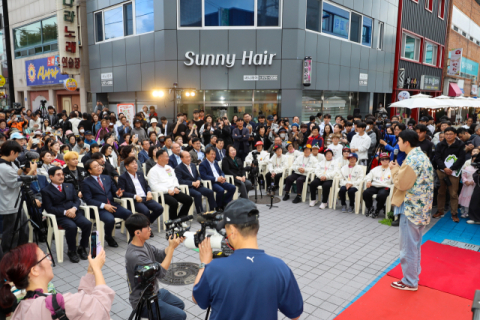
{"left": 199, "top": 263, "right": 206, "bottom": 269}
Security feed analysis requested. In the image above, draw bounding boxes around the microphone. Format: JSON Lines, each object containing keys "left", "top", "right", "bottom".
{"left": 393, "top": 149, "right": 398, "bottom": 162}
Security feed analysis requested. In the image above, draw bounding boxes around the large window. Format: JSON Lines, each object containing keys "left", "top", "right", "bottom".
{"left": 179, "top": 0, "right": 281, "bottom": 28}
{"left": 401, "top": 33, "right": 421, "bottom": 61}
{"left": 307, "top": 1, "right": 373, "bottom": 47}
{"left": 424, "top": 41, "right": 438, "bottom": 65}
{"left": 376, "top": 21, "right": 384, "bottom": 50}
{"left": 95, "top": 0, "right": 153, "bottom": 43}
{"left": 13, "top": 17, "right": 58, "bottom": 58}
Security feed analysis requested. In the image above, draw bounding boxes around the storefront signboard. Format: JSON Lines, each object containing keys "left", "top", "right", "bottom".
{"left": 185, "top": 51, "right": 276, "bottom": 68}
{"left": 398, "top": 91, "right": 410, "bottom": 101}
{"left": 420, "top": 75, "right": 440, "bottom": 90}
{"left": 25, "top": 57, "right": 69, "bottom": 86}
{"left": 117, "top": 104, "right": 135, "bottom": 124}
{"left": 64, "top": 78, "right": 78, "bottom": 91}
{"left": 461, "top": 57, "right": 479, "bottom": 78}
{"left": 101, "top": 73, "right": 113, "bottom": 86}
{"left": 243, "top": 75, "right": 278, "bottom": 81}
{"left": 303, "top": 57, "right": 312, "bottom": 86}
{"left": 56, "top": 0, "right": 81, "bottom": 75}
{"left": 448, "top": 48, "right": 463, "bottom": 76}
{"left": 359, "top": 73, "right": 368, "bottom": 86}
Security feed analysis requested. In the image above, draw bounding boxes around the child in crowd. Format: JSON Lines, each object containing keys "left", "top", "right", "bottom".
{"left": 327, "top": 134, "right": 343, "bottom": 160}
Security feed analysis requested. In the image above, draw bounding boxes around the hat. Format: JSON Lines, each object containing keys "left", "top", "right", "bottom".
{"left": 305, "top": 144, "right": 312, "bottom": 149}
{"left": 291, "top": 123, "right": 299, "bottom": 129}
{"left": 267, "top": 115, "right": 274, "bottom": 121}
{"left": 420, "top": 116, "right": 429, "bottom": 122}
{"left": 379, "top": 152, "right": 390, "bottom": 159}
{"left": 273, "top": 145, "right": 282, "bottom": 151}
{"left": 254, "top": 141, "right": 263, "bottom": 147}
{"left": 85, "top": 130, "right": 93, "bottom": 136}
{"left": 347, "top": 153, "right": 358, "bottom": 160}
{"left": 311, "top": 144, "right": 320, "bottom": 149}
{"left": 342, "top": 147, "right": 351, "bottom": 153}
{"left": 65, "top": 130, "right": 73, "bottom": 136}
{"left": 324, "top": 149, "right": 334, "bottom": 156}
{"left": 157, "top": 133, "right": 165, "bottom": 138}
{"left": 34, "top": 131, "right": 42, "bottom": 136}
{"left": 134, "top": 119, "right": 141, "bottom": 124}
{"left": 278, "top": 127, "right": 287, "bottom": 133}
{"left": 217, "top": 198, "right": 259, "bottom": 230}
{"left": 151, "top": 118, "right": 158, "bottom": 123}
{"left": 10, "top": 132, "right": 25, "bottom": 140}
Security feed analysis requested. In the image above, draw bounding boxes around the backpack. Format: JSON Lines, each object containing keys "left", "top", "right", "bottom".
{"left": 24, "top": 290, "right": 69, "bottom": 320}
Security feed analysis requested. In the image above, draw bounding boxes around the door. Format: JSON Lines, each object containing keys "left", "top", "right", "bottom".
{"left": 62, "top": 96, "right": 72, "bottom": 114}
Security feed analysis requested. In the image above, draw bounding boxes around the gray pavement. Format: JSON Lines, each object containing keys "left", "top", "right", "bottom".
{"left": 37, "top": 196, "right": 438, "bottom": 320}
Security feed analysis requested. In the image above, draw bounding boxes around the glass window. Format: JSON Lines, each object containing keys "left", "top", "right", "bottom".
{"left": 13, "top": 17, "right": 58, "bottom": 58}
{"left": 257, "top": 0, "right": 280, "bottom": 27}
{"left": 14, "top": 21, "right": 42, "bottom": 50}
{"left": 322, "top": 2, "right": 349, "bottom": 40}
{"left": 424, "top": 42, "right": 438, "bottom": 65}
{"left": 180, "top": 0, "right": 202, "bottom": 27}
{"left": 306, "top": 0, "right": 321, "bottom": 32}
{"left": 377, "top": 21, "right": 384, "bottom": 50}
{"left": 104, "top": 6, "right": 124, "bottom": 40}
{"left": 42, "top": 17, "right": 57, "bottom": 43}
{"left": 362, "top": 17, "right": 372, "bottom": 47}
{"left": 350, "top": 12, "right": 361, "bottom": 43}
{"left": 95, "top": 12, "right": 104, "bottom": 42}
{"left": 402, "top": 33, "right": 420, "bottom": 61}
{"left": 135, "top": 0, "right": 154, "bottom": 34}
{"left": 124, "top": 3, "right": 134, "bottom": 36}
{"left": 205, "top": 0, "right": 255, "bottom": 26}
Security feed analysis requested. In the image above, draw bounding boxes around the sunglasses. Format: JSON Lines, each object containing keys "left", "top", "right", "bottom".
{"left": 34, "top": 253, "right": 52, "bottom": 267}
{"left": 380, "top": 158, "right": 390, "bottom": 161}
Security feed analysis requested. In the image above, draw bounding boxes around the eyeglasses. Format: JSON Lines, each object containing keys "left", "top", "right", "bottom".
{"left": 33, "top": 253, "right": 52, "bottom": 267}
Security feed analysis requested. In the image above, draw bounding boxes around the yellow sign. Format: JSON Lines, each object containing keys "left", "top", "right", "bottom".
{"left": 0, "top": 75, "right": 6, "bottom": 87}
{"left": 64, "top": 78, "right": 78, "bottom": 91}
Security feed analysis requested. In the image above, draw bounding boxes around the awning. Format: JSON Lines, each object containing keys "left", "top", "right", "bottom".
{"left": 449, "top": 83, "right": 462, "bottom": 97}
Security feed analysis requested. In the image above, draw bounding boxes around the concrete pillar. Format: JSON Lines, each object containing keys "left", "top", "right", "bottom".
{"left": 24, "top": 90, "right": 30, "bottom": 109}
{"left": 48, "top": 89, "right": 55, "bottom": 107}
{"left": 80, "top": 87, "right": 87, "bottom": 113}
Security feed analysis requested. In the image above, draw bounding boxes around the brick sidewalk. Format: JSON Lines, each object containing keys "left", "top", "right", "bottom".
{"left": 36, "top": 199, "right": 439, "bottom": 320}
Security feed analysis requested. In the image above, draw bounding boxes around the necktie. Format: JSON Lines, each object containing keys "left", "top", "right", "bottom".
{"left": 97, "top": 177, "right": 110, "bottom": 204}
{"left": 188, "top": 165, "right": 193, "bottom": 177}
{"left": 58, "top": 185, "right": 62, "bottom": 192}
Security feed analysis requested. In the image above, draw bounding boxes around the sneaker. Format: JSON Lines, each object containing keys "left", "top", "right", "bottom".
{"left": 292, "top": 195, "right": 302, "bottom": 204}
{"left": 451, "top": 215, "right": 460, "bottom": 223}
{"left": 467, "top": 220, "right": 480, "bottom": 225}
{"left": 319, "top": 202, "right": 327, "bottom": 210}
{"left": 461, "top": 213, "right": 468, "bottom": 218}
{"left": 348, "top": 206, "right": 354, "bottom": 213}
{"left": 391, "top": 219, "right": 400, "bottom": 227}
{"left": 282, "top": 194, "right": 290, "bottom": 201}
{"left": 432, "top": 212, "right": 444, "bottom": 219}
{"left": 391, "top": 280, "right": 418, "bottom": 291}
{"left": 309, "top": 200, "right": 317, "bottom": 207}
{"left": 365, "top": 207, "right": 374, "bottom": 217}
{"left": 341, "top": 205, "right": 347, "bottom": 212}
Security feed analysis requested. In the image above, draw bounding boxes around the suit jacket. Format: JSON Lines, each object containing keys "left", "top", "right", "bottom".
{"left": 160, "top": 121, "right": 174, "bottom": 137}
{"left": 175, "top": 162, "right": 201, "bottom": 187}
{"left": 138, "top": 150, "right": 149, "bottom": 164}
{"left": 215, "top": 148, "right": 226, "bottom": 161}
{"left": 168, "top": 153, "right": 181, "bottom": 168}
{"left": 199, "top": 159, "right": 225, "bottom": 183}
{"left": 41, "top": 183, "right": 81, "bottom": 218}
{"left": 222, "top": 156, "right": 245, "bottom": 177}
{"left": 81, "top": 175, "right": 118, "bottom": 208}
{"left": 118, "top": 171, "right": 151, "bottom": 199}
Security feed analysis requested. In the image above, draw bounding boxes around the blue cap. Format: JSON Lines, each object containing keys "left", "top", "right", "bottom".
{"left": 10, "top": 132, "right": 25, "bottom": 140}
{"left": 347, "top": 153, "right": 358, "bottom": 160}
{"left": 85, "top": 130, "right": 93, "bottom": 135}
{"left": 291, "top": 123, "right": 299, "bottom": 129}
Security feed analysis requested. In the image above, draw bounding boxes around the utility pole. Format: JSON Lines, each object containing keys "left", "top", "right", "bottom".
{"left": 1, "top": 0, "right": 15, "bottom": 109}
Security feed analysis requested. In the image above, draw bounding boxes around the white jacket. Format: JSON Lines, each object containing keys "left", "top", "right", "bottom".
{"left": 267, "top": 154, "right": 288, "bottom": 174}
{"left": 147, "top": 164, "right": 180, "bottom": 193}
{"left": 339, "top": 164, "right": 364, "bottom": 188}
{"left": 70, "top": 117, "right": 81, "bottom": 135}
{"left": 286, "top": 150, "right": 301, "bottom": 160}
{"left": 336, "top": 158, "right": 349, "bottom": 172}
{"left": 245, "top": 150, "right": 270, "bottom": 167}
{"left": 315, "top": 159, "right": 338, "bottom": 180}
{"left": 350, "top": 133, "right": 371, "bottom": 160}
{"left": 326, "top": 143, "right": 343, "bottom": 160}
{"left": 313, "top": 153, "right": 325, "bottom": 163}
{"left": 364, "top": 165, "right": 393, "bottom": 188}
{"left": 292, "top": 154, "right": 318, "bottom": 176}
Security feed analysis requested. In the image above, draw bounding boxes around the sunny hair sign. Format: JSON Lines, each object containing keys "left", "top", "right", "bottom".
{"left": 25, "top": 56, "right": 69, "bottom": 86}
{"left": 184, "top": 51, "right": 277, "bottom": 68}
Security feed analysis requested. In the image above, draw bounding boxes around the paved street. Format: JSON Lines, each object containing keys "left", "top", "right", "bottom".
{"left": 36, "top": 195, "right": 439, "bottom": 320}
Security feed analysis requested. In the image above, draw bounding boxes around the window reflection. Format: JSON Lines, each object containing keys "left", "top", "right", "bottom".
{"left": 180, "top": 0, "right": 202, "bottom": 27}
{"left": 257, "top": 0, "right": 280, "bottom": 27}
{"left": 104, "top": 6, "right": 124, "bottom": 40}
{"left": 205, "top": 0, "right": 255, "bottom": 26}
{"left": 136, "top": 0, "right": 154, "bottom": 34}
{"left": 322, "top": 2, "right": 349, "bottom": 39}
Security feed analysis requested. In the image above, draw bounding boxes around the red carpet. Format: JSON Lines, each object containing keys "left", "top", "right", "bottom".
{"left": 387, "top": 240, "right": 480, "bottom": 300}
{"left": 335, "top": 275, "right": 472, "bottom": 320}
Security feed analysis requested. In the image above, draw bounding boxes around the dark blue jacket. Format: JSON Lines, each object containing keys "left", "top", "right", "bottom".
{"left": 81, "top": 175, "right": 118, "bottom": 208}
{"left": 41, "top": 183, "right": 81, "bottom": 218}
{"left": 138, "top": 150, "right": 149, "bottom": 164}
{"left": 215, "top": 148, "right": 226, "bottom": 161}
{"left": 175, "top": 162, "right": 201, "bottom": 187}
{"left": 168, "top": 153, "right": 181, "bottom": 168}
{"left": 118, "top": 171, "right": 151, "bottom": 199}
{"left": 232, "top": 127, "right": 250, "bottom": 152}
{"left": 199, "top": 160, "right": 225, "bottom": 183}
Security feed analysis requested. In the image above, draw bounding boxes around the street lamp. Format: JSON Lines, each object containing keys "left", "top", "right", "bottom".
{"left": 152, "top": 90, "right": 164, "bottom": 98}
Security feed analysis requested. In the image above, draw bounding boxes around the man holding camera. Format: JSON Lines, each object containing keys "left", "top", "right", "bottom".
{"left": 193, "top": 198, "right": 303, "bottom": 320}
{"left": 125, "top": 214, "right": 186, "bottom": 320}
{"left": 0, "top": 141, "right": 37, "bottom": 256}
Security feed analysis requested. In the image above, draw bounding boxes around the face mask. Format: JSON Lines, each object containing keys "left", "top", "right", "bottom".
{"left": 80, "top": 129, "right": 85, "bottom": 133}
{"left": 366, "top": 125, "right": 370, "bottom": 130}
{"left": 160, "top": 139, "right": 165, "bottom": 142}
{"left": 280, "top": 133, "right": 286, "bottom": 138}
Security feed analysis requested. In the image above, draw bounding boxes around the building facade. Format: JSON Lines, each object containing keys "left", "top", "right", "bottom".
{"left": 87, "top": 0, "right": 398, "bottom": 122}
{"left": 6, "top": 0, "right": 90, "bottom": 113}
{"left": 392, "top": 0, "right": 450, "bottom": 119}
{"left": 443, "top": 0, "right": 480, "bottom": 98}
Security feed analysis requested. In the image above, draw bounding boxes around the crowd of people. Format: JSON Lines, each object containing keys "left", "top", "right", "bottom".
{"left": 0, "top": 100, "right": 479, "bottom": 319}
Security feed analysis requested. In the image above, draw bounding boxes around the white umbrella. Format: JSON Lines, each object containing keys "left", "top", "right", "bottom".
{"left": 410, "top": 93, "right": 432, "bottom": 98}
{"left": 390, "top": 97, "right": 449, "bottom": 109}
{"left": 434, "top": 95, "right": 451, "bottom": 99}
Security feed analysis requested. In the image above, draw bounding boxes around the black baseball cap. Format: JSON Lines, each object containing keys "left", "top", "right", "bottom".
{"left": 420, "top": 116, "right": 429, "bottom": 122}
{"left": 85, "top": 130, "right": 93, "bottom": 136}
{"left": 217, "top": 198, "right": 259, "bottom": 229}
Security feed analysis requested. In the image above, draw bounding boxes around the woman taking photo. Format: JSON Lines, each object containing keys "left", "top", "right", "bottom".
{"left": 186, "top": 120, "right": 199, "bottom": 142}
{"left": 288, "top": 124, "right": 303, "bottom": 150}
{"left": 0, "top": 243, "right": 114, "bottom": 320}
{"left": 199, "top": 115, "right": 215, "bottom": 138}
{"left": 222, "top": 145, "right": 253, "bottom": 199}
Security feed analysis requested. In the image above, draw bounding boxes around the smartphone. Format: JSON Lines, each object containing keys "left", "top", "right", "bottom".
{"left": 135, "top": 134, "right": 138, "bottom": 139}
{"left": 90, "top": 231, "right": 101, "bottom": 258}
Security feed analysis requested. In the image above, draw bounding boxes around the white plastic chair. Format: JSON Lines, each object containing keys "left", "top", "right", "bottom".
{"left": 225, "top": 175, "right": 240, "bottom": 200}
{"left": 361, "top": 182, "right": 395, "bottom": 215}
{"left": 285, "top": 168, "right": 310, "bottom": 202}
{"left": 317, "top": 177, "right": 338, "bottom": 209}
{"left": 42, "top": 210, "right": 81, "bottom": 263}
{"left": 332, "top": 165, "right": 367, "bottom": 214}
{"left": 142, "top": 163, "right": 146, "bottom": 175}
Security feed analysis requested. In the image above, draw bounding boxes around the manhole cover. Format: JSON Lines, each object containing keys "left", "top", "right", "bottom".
{"left": 248, "top": 195, "right": 281, "bottom": 205}
{"left": 158, "top": 262, "right": 199, "bottom": 286}
{"left": 442, "top": 239, "right": 480, "bottom": 252}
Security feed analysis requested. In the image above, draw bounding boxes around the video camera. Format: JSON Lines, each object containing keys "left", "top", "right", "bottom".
{"left": 134, "top": 262, "right": 161, "bottom": 287}
{"left": 164, "top": 215, "right": 193, "bottom": 240}
{"left": 184, "top": 212, "right": 233, "bottom": 258}
{"left": 17, "top": 175, "right": 38, "bottom": 184}
{"left": 245, "top": 150, "right": 260, "bottom": 175}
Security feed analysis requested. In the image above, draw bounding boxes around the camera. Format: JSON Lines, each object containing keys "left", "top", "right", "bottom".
{"left": 183, "top": 212, "right": 234, "bottom": 258}
{"left": 17, "top": 175, "right": 38, "bottom": 183}
{"left": 134, "top": 262, "right": 161, "bottom": 287}
{"left": 245, "top": 151, "right": 260, "bottom": 175}
{"left": 164, "top": 215, "right": 193, "bottom": 240}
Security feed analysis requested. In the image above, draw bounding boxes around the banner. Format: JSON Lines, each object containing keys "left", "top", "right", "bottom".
{"left": 448, "top": 48, "right": 463, "bottom": 76}
{"left": 25, "top": 57, "right": 69, "bottom": 86}
{"left": 57, "top": 0, "right": 81, "bottom": 75}
{"left": 117, "top": 104, "right": 135, "bottom": 124}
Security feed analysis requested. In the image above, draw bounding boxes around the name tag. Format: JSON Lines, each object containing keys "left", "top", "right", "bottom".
{"left": 166, "top": 169, "right": 173, "bottom": 177}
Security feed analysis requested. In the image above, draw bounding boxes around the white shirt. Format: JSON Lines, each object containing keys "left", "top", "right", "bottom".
{"left": 292, "top": 154, "right": 318, "bottom": 176}
{"left": 70, "top": 117, "right": 81, "bottom": 135}
{"left": 339, "top": 164, "right": 364, "bottom": 188}
{"left": 184, "top": 162, "right": 194, "bottom": 177}
{"left": 350, "top": 133, "right": 372, "bottom": 160}
{"left": 147, "top": 164, "right": 179, "bottom": 193}
{"left": 207, "top": 160, "right": 220, "bottom": 180}
{"left": 327, "top": 143, "right": 343, "bottom": 160}
{"left": 364, "top": 165, "right": 393, "bottom": 188}
{"left": 267, "top": 154, "right": 287, "bottom": 174}
{"left": 128, "top": 172, "right": 146, "bottom": 197}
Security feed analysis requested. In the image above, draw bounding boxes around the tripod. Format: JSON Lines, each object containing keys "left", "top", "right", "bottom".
{"left": 249, "top": 166, "right": 263, "bottom": 202}
{"left": 266, "top": 183, "right": 279, "bottom": 209}
{"left": 8, "top": 185, "right": 55, "bottom": 266}
{"left": 129, "top": 282, "right": 161, "bottom": 320}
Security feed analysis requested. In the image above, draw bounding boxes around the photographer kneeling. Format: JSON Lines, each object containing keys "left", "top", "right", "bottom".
{"left": 192, "top": 198, "right": 303, "bottom": 320}
{"left": 125, "top": 214, "right": 186, "bottom": 320}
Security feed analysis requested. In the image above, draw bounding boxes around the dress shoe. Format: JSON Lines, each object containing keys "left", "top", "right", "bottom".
{"left": 372, "top": 209, "right": 380, "bottom": 219}
{"left": 67, "top": 250, "right": 80, "bottom": 263}
{"left": 391, "top": 219, "right": 400, "bottom": 227}
{"left": 451, "top": 214, "right": 459, "bottom": 223}
{"left": 365, "top": 207, "right": 374, "bottom": 217}
{"left": 105, "top": 236, "right": 118, "bottom": 248}
{"left": 77, "top": 246, "right": 88, "bottom": 260}
{"left": 433, "top": 211, "right": 444, "bottom": 219}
